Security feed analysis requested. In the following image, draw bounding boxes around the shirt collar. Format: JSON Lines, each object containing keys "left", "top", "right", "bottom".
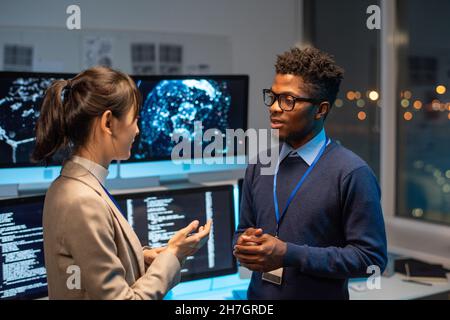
{"left": 279, "top": 128, "right": 328, "bottom": 166}
{"left": 71, "top": 155, "right": 109, "bottom": 186}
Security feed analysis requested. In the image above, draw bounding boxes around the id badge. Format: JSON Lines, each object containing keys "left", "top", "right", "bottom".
{"left": 262, "top": 267, "right": 283, "bottom": 285}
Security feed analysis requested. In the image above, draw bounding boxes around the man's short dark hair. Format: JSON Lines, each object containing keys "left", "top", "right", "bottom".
{"left": 275, "top": 47, "right": 344, "bottom": 106}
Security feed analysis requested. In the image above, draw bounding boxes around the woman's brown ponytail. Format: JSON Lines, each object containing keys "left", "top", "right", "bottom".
{"left": 32, "top": 66, "right": 141, "bottom": 166}
{"left": 32, "top": 79, "right": 71, "bottom": 165}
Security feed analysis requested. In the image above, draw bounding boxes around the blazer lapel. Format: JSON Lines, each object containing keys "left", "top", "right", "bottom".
{"left": 61, "top": 160, "right": 146, "bottom": 276}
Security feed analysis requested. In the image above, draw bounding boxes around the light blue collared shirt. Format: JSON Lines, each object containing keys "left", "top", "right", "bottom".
{"left": 278, "top": 128, "right": 329, "bottom": 167}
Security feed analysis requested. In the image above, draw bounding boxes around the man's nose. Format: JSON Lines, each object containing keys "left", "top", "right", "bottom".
{"left": 269, "top": 99, "right": 283, "bottom": 113}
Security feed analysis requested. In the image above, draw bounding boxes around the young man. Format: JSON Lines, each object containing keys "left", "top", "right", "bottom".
{"left": 233, "top": 47, "right": 387, "bottom": 300}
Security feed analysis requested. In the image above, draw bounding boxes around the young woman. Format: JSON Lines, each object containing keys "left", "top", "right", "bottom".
{"left": 33, "top": 66, "right": 211, "bottom": 300}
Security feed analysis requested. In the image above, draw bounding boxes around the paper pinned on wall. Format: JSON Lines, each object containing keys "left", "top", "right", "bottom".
{"left": 83, "top": 36, "right": 114, "bottom": 69}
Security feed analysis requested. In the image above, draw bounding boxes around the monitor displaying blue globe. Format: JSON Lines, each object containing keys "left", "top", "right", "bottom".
{"left": 129, "top": 75, "right": 248, "bottom": 162}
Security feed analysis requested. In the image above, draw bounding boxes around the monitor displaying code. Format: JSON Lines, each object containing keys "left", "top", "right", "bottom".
{"left": 0, "top": 196, "right": 47, "bottom": 299}
{"left": 115, "top": 185, "right": 237, "bottom": 282}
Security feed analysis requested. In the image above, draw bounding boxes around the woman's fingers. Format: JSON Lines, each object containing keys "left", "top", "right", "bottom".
{"left": 179, "top": 220, "right": 200, "bottom": 237}
{"left": 194, "top": 220, "right": 212, "bottom": 245}
{"left": 198, "top": 219, "right": 212, "bottom": 237}
{"left": 187, "top": 219, "right": 212, "bottom": 240}
{"left": 171, "top": 219, "right": 212, "bottom": 253}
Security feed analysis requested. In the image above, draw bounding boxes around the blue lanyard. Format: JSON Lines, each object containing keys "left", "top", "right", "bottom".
{"left": 273, "top": 138, "right": 329, "bottom": 237}
{"left": 100, "top": 184, "right": 126, "bottom": 218}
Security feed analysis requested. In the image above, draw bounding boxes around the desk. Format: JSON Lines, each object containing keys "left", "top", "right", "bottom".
{"left": 349, "top": 273, "right": 450, "bottom": 300}
{"left": 168, "top": 273, "right": 450, "bottom": 300}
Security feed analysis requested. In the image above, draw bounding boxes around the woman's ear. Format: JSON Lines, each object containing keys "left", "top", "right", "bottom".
{"left": 315, "top": 102, "right": 330, "bottom": 120}
{"left": 100, "top": 110, "right": 114, "bottom": 136}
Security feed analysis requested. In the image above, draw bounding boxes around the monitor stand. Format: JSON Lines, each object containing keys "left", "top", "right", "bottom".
{"left": 0, "top": 183, "right": 19, "bottom": 198}
{"left": 106, "top": 160, "right": 160, "bottom": 190}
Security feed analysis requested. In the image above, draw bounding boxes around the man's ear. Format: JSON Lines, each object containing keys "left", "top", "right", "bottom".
{"left": 315, "top": 101, "right": 330, "bottom": 120}
{"left": 100, "top": 110, "right": 113, "bottom": 136}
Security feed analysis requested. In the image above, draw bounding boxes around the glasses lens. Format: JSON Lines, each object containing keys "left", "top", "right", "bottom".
{"left": 263, "top": 90, "right": 275, "bottom": 106}
{"left": 280, "top": 95, "right": 295, "bottom": 110}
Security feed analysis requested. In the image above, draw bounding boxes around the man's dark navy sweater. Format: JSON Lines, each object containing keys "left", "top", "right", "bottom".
{"left": 234, "top": 140, "right": 387, "bottom": 300}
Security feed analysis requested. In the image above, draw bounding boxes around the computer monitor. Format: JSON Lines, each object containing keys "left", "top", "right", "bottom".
{"left": 0, "top": 195, "right": 47, "bottom": 300}
{"left": 0, "top": 73, "right": 248, "bottom": 169}
{"left": 0, "top": 72, "right": 75, "bottom": 168}
{"left": 128, "top": 75, "right": 249, "bottom": 162}
{"left": 115, "top": 184, "right": 237, "bottom": 282}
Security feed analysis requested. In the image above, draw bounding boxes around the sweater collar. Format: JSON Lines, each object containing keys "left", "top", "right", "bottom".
{"left": 279, "top": 128, "right": 328, "bottom": 166}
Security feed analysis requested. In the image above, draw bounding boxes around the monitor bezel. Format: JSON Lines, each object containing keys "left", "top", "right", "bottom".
{"left": 114, "top": 184, "right": 238, "bottom": 282}
{"left": 0, "top": 194, "right": 49, "bottom": 300}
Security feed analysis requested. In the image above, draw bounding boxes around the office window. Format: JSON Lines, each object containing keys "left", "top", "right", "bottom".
{"left": 396, "top": 0, "right": 450, "bottom": 225}
{"left": 159, "top": 44, "right": 183, "bottom": 74}
{"left": 131, "top": 43, "right": 156, "bottom": 75}
{"left": 305, "top": 0, "right": 381, "bottom": 178}
{"left": 3, "top": 44, "right": 33, "bottom": 71}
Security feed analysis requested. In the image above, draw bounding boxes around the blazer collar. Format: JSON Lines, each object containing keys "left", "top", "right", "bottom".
{"left": 60, "top": 160, "right": 146, "bottom": 276}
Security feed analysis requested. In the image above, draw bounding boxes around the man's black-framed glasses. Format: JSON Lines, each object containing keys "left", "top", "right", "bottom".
{"left": 263, "top": 88, "right": 321, "bottom": 111}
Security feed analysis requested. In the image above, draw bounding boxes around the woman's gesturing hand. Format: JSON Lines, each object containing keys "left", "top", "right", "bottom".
{"left": 166, "top": 219, "right": 212, "bottom": 264}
